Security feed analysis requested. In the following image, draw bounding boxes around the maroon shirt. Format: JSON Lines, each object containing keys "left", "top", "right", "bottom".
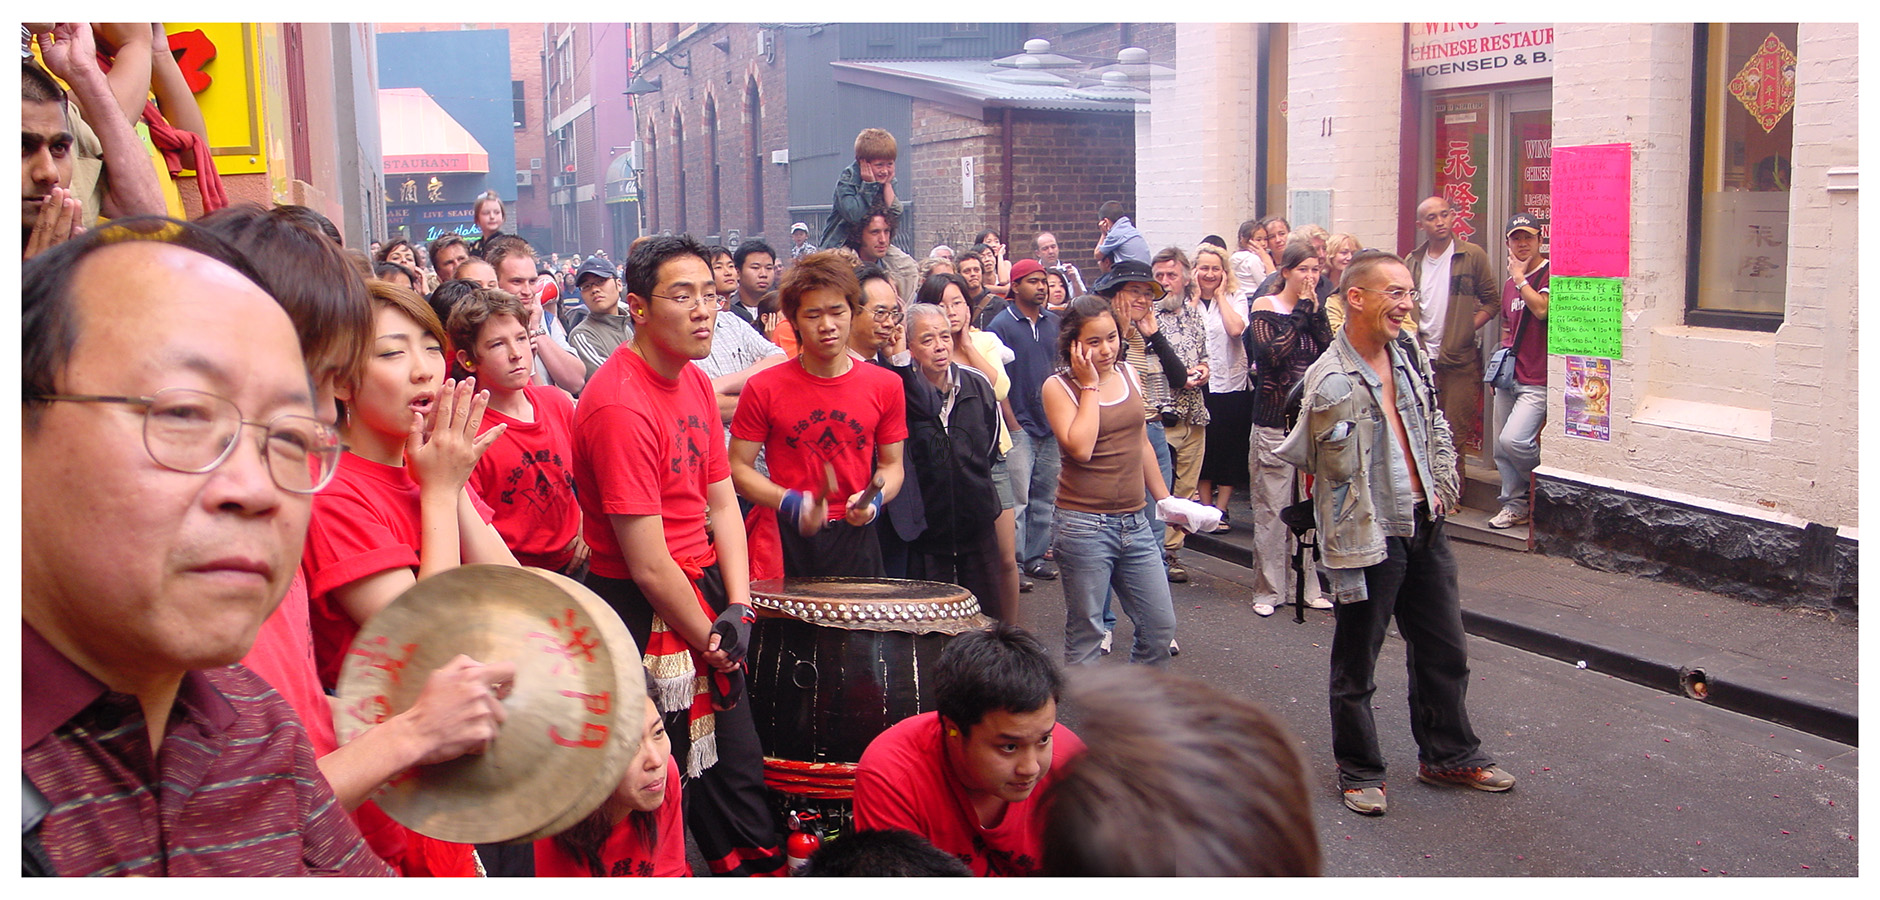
{"left": 22, "top": 624, "right": 391, "bottom": 876}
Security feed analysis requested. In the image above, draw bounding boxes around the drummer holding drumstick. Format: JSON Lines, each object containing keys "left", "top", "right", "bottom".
{"left": 729, "top": 251, "right": 907, "bottom": 578}
{"left": 572, "top": 235, "right": 786, "bottom": 877}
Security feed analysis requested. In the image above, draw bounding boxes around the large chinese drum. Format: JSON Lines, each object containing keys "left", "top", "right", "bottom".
{"left": 746, "top": 577, "right": 992, "bottom": 829}
{"left": 335, "top": 565, "right": 644, "bottom": 844}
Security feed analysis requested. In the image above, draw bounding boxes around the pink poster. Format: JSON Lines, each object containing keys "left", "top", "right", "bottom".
{"left": 1551, "top": 143, "right": 1631, "bottom": 277}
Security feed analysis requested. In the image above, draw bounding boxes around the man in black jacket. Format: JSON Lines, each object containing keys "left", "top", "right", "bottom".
{"left": 898, "top": 302, "right": 1006, "bottom": 621}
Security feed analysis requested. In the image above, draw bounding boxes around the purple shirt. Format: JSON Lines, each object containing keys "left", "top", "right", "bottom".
{"left": 1501, "top": 259, "right": 1550, "bottom": 386}
{"left": 22, "top": 624, "right": 391, "bottom": 876}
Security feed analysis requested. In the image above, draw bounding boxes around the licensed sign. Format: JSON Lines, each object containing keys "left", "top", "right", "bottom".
{"left": 1407, "top": 23, "right": 1554, "bottom": 91}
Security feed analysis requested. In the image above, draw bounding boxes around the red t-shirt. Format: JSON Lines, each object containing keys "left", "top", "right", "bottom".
{"left": 532, "top": 756, "right": 689, "bottom": 877}
{"left": 853, "top": 711, "right": 1085, "bottom": 877}
{"left": 470, "top": 383, "right": 580, "bottom": 570}
{"left": 239, "top": 573, "right": 478, "bottom": 877}
{"left": 572, "top": 348, "right": 728, "bottom": 579}
{"left": 240, "top": 571, "right": 339, "bottom": 757}
{"left": 729, "top": 358, "right": 908, "bottom": 518}
{"left": 302, "top": 451, "right": 496, "bottom": 689}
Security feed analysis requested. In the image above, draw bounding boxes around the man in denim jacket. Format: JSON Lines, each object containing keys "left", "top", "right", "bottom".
{"left": 1277, "top": 250, "right": 1514, "bottom": 818}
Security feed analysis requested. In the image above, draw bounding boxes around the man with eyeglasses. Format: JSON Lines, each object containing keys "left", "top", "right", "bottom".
{"left": 1277, "top": 250, "right": 1514, "bottom": 819}
{"left": 1408, "top": 197, "right": 1499, "bottom": 476}
{"left": 572, "top": 233, "right": 786, "bottom": 876}
{"left": 22, "top": 219, "right": 389, "bottom": 875}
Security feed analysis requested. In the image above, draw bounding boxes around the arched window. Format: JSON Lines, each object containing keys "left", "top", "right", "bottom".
{"left": 705, "top": 95, "right": 722, "bottom": 238}
{"left": 645, "top": 121, "right": 659, "bottom": 233}
{"left": 747, "top": 77, "right": 763, "bottom": 234}
{"left": 673, "top": 110, "right": 687, "bottom": 235}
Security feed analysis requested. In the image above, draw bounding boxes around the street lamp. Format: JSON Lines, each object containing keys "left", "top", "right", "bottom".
{"left": 623, "top": 75, "right": 662, "bottom": 96}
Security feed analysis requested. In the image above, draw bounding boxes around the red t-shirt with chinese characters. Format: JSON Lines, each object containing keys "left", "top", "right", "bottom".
{"left": 470, "top": 383, "right": 580, "bottom": 570}
{"left": 729, "top": 357, "right": 908, "bottom": 519}
{"left": 853, "top": 711, "right": 1085, "bottom": 877}
{"left": 302, "top": 451, "right": 496, "bottom": 690}
{"left": 573, "top": 347, "right": 728, "bottom": 579}
{"left": 532, "top": 756, "right": 690, "bottom": 877}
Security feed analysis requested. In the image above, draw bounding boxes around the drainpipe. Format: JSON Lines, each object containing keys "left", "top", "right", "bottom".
{"left": 1000, "top": 107, "right": 1014, "bottom": 249}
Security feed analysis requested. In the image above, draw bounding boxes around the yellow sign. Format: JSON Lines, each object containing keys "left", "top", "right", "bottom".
{"left": 165, "top": 23, "right": 268, "bottom": 176}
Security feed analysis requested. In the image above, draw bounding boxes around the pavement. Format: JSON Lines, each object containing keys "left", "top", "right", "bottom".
{"left": 1178, "top": 491, "right": 1860, "bottom": 746}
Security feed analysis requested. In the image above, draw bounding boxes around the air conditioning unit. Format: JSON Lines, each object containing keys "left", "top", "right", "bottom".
{"left": 516, "top": 171, "right": 533, "bottom": 186}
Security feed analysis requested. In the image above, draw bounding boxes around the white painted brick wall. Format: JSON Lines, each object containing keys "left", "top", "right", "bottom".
{"left": 1547, "top": 23, "right": 1857, "bottom": 529}
{"left": 1137, "top": 23, "right": 1262, "bottom": 251}
{"left": 1285, "top": 23, "right": 1404, "bottom": 246}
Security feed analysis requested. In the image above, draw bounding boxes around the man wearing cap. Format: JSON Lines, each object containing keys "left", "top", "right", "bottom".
{"left": 789, "top": 222, "right": 817, "bottom": 263}
{"left": 1488, "top": 213, "right": 1550, "bottom": 529}
{"left": 988, "top": 260, "right": 1061, "bottom": 583}
{"left": 1406, "top": 197, "right": 1499, "bottom": 481}
{"left": 569, "top": 254, "right": 632, "bottom": 378}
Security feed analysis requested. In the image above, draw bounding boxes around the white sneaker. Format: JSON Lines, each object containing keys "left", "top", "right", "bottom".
{"left": 1099, "top": 630, "right": 1114, "bottom": 655}
{"left": 1488, "top": 507, "right": 1530, "bottom": 529}
{"left": 1305, "top": 595, "right": 1334, "bottom": 610}
{"left": 1169, "top": 639, "right": 1181, "bottom": 656}
{"left": 1253, "top": 602, "right": 1276, "bottom": 617}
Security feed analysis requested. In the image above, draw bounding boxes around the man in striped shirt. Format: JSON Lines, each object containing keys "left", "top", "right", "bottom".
{"left": 21, "top": 220, "right": 389, "bottom": 876}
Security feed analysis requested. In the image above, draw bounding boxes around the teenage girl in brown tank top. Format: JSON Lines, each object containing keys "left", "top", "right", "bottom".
{"left": 1040, "top": 295, "right": 1178, "bottom": 667}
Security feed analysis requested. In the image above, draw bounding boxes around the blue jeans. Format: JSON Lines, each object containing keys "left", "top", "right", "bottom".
{"left": 1102, "top": 420, "right": 1174, "bottom": 631}
{"left": 1493, "top": 383, "right": 1546, "bottom": 515}
{"left": 1006, "top": 427, "right": 1061, "bottom": 565}
{"left": 1056, "top": 508, "right": 1177, "bottom": 667}
{"left": 1328, "top": 510, "right": 1493, "bottom": 789}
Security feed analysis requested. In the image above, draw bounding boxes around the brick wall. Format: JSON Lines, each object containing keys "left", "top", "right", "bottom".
{"left": 908, "top": 103, "right": 1136, "bottom": 265}
{"left": 1035, "top": 23, "right": 1177, "bottom": 68}
{"left": 633, "top": 24, "right": 791, "bottom": 247}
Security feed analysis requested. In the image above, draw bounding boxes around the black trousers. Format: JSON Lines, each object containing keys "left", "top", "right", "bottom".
{"left": 1327, "top": 511, "right": 1494, "bottom": 790}
{"left": 586, "top": 569, "right": 786, "bottom": 876}
{"left": 907, "top": 526, "right": 1008, "bottom": 622}
{"left": 775, "top": 514, "right": 886, "bottom": 578}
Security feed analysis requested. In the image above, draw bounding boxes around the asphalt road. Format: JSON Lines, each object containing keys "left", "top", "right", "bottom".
{"left": 1024, "top": 551, "right": 1859, "bottom": 877}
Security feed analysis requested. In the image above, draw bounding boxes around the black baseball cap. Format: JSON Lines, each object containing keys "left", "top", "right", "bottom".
{"left": 575, "top": 255, "right": 616, "bottom": 285}
{"left": 1505, "top": 213, "right": 1541, "bottom": 237}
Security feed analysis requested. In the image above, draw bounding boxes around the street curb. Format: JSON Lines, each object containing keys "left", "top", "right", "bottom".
{"left": 1460, "top": 596, "right": 1858, "bottom": 747}
{"left": 1183, "top": 533, "right": 1858, "bottom": 746}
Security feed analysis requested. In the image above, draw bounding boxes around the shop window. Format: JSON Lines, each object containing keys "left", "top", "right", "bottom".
{"left": 1687, "top": 23, "right": 1796, "bottom": 331}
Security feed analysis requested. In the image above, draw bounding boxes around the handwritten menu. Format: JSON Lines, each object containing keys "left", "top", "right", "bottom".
{"left": 1551, "top": 143, "right": 1631, "bottom": 277}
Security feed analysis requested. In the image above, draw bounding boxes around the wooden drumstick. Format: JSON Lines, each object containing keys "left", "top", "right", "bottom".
{"left": 852, "top": 473, "right": 887, "bottom": 511}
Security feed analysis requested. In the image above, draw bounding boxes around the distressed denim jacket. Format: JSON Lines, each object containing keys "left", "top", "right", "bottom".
{"left": 1277, "top": 331, "right": 1460, "bottom": 602}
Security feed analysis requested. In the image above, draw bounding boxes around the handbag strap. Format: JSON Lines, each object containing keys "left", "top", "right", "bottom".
{"left": 1506, "top": 259, "right": 1546, "bottom": 348}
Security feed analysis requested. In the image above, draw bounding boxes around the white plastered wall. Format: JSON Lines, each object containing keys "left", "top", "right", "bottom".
{"left": 1545, "top": 23, "right": 1857, "bottom": 531}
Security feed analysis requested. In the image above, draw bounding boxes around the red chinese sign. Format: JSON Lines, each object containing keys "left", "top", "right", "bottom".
{"left": 1432, "top": 95, "right": 1489, "bottom": 244}
{"left": 1729, "top": 32, "right": 1797, "bottom": 134}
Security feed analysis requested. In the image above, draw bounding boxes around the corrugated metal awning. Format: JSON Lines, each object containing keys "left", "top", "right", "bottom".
{"left": 830, "top": 58, "right": 1147, "bottom": 118}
